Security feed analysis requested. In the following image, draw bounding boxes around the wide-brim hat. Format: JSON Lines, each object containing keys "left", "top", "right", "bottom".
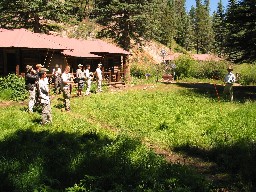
{"left": 41, "top": 68, "right": 49, "bottom": 72}
{"left": 39, "top": 68, "right": 49, "bottom": 75}
{"left": 36, "top": 64, "right": 44, "bottom": 68}
{"left": 55, "top": 64, "right": 59, "bottom": 68}
{"left": 78, "top": 64, "right": 83, "bottom": 67}
{"left": 227, "top": 66, "right": 233, "bottom": 71}
{"left": 98, "top": 63, "right": 102, "bottom": 66}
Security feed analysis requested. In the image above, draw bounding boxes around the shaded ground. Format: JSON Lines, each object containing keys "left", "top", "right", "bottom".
{"left": 175, "top": 82, "right": 256, "bottom": 102}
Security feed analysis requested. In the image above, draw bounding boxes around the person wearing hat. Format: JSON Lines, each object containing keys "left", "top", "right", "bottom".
{"left": 25, "top": 65, "right": 37, "bottom": 113}
{"left": 52, "top": 64, "right": 62, "bottom": 94}
{"left": 35, "top": 64, "right": 44, "bottom": 74}
{"left": 38, "top": 69, "right": 52, "bottom": 124}
{"left": 41, "top": 68, "right": 49, "bottom": 85}
{"left": 95, "top": 63, "right": 103, "bottom": 92}
{"left": 61, "top": 65, "right": 73, "bottom": 111}
{"left": 76, "top": 64, "right": 85, "bottom": 96}
{"left": 223, "top": 65, "right": 236, "bottom": 101}
{"left": 84, "top": 64, "right": 93, "bottom": 95}
{"left": 34, "top": 64, "right": 44, "bottom": 106}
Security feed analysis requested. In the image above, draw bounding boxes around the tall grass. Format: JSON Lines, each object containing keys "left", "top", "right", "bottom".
{"left": 0, "top": 83, "right": 256, "bottom": 191}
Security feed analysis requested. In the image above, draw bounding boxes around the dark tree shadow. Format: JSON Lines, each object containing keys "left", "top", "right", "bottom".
{"left": 0, "top": 129, "right": 214, "bottom": 192}
{"left": 175, "top": 82, "right": 256, "bottom": 102}
{"left": 174, "top": 140, "right": 256, "bottom": 191}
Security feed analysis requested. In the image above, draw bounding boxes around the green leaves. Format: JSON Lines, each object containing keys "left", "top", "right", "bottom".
{"left": 0, "top": 74, "right": 27, "bottom": 101}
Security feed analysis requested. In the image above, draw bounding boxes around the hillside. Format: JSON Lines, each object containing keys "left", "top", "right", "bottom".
{"left": 46, "top": 21, "right": 171, "bottom": 67}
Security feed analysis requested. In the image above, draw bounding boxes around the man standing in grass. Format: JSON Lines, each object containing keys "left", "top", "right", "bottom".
{"left": 38, "top": 69, "right": 52, "bottom": 125}
{"left": 76, "top": 64, "right": 85, "bottom": 96}
{"left": 61, "top": 65, "right": 73, "bottom": 111}
{"left": 223, "top": 66, "right": 236, "bottom": 101}
{"left": 52, "top": 64, "right": 62, "bottom": 94}
{"left": 25, "top": 65, "right": 37, "bottom": 113}
{"left": 84, "top": 64, "right": 93, "bottom": 95}
{"left": 95, "top": 63, "right": 103, "bottom": 92}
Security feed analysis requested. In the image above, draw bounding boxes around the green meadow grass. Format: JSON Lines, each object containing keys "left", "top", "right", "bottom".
{"left": 0, "top": 83, "right": 256, "bottom": 191}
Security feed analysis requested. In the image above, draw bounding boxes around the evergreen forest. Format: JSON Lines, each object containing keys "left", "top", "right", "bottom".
{"left": 0, "top": 0, "right": 256, "bottom": 63}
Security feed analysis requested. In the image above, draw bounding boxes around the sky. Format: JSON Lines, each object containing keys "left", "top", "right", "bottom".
{"left": 186, "top": 0, "right": 229, "bottom": 14}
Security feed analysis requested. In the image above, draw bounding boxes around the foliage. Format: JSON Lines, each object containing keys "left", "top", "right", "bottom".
{"left": 234, "top": 63, "right": 256, "bottom": 85}
{"left": 67, "top": 21, "right": 98, "bottom": 39}
{"left": 225, "top": 0, "right": 256, "bottom": 62}
{"left": 91, "top": 0, "right": 155, "bottom": 50}
{"left": 0, "top": 0, "right": 73, "bottom": 32}
{"left": 212, "top": 0, "right": 226, "bottom": 57}
{"left": 174, "top": 55, "right": 196, "bottom": 78}
{"left": 192, "top": 60, "right": 227, "bottom": 80}
{"left": 192, "top": 0, "right": 214, "bottom": 53}
{"left": 173, "top": 55, "right": 228, "bottom": 80}
{"left": 0, "top": 74, "right": 27, "bottom": 101}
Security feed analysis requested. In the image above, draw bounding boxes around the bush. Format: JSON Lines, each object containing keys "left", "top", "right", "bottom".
{"left": 130, "top": 66, "right": 146, "bottom": 79}
{"left": 192, "top": 61, "right": 227, "bottom": 80}
{"left": 174, "top": 55, "right": 228, "bottom": 80}
{"left": 0, "top": 74, "right": 27, "bottom": 101}
{"left": 175, "top": 55, "right": 196, "bottom": 79}
{"left": 235, "top": 63, "right": 256, "bottom": 85}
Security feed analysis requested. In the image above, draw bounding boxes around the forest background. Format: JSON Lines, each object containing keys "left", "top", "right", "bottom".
{"left": 0, "top": 0, "right": 255, "bottom": 64}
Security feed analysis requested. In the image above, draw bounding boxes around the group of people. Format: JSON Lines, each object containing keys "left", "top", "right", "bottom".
{"left": 73, "top": 63, "right": 103, "bottom": 96}
{"left": 25, "top": 63, "right": 103, "bottom": 125}
{"left": 25, "top": 64, "right": 52, "bottom": 125}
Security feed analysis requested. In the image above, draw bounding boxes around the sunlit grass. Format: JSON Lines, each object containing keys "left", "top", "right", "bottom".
{"left": 0, "top": 83, "right": 256, "bottom": 191}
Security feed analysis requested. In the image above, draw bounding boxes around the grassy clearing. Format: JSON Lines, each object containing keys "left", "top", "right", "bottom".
{"left": 0, "top": 83, "right": 256, "bottom": 191}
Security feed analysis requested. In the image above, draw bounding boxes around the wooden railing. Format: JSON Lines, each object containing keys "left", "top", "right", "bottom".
{"left": 103, "top": 71, "right": 124, "bottom": 83}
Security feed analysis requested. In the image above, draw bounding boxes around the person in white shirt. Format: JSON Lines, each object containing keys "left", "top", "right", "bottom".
{"left": 95, "top": 63, "right": 103, "bottom": 92}
{"left": 38, "top": 69, "right": 52, "bottom": 124}
{"left": 52, "top": 64, "right": 62, "bottom": 94}
{"left": 84, "top": 64, "right": 93, "bottom": 95}
{"left": 41, "top": 68, "right": 49, "bottom": 86}
{"left": 61, "top": 66, "right": 73, "bottom": 111}
{"left": 76, "top": 64, "right": 85, "bottom": 96}
{"left": 223, "top": 66, "right": 236, "bottom": 101}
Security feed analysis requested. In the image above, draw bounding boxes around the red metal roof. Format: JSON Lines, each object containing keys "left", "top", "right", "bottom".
{"left": 39, "top": 34, "right": 101, "bottom": 58}
{"left": 165, "top": 53, "right": 183, "bottom": 61}
{"left": 191, "top": 54, "right": 221, "bottom": 61}
{"left": 39, "top": 34, "right": 130, "bottom": 57}
{"left": 165, "top": 53, "right": 221, "bottom": 61}
{"left": 0, "top": 28, "right": 130, "bottom": 58}
{"left": 0, "top": 28, "right": 67, "bottom": 50}
{"left": 88, "top": 39, "right": 130, "bottom": 55}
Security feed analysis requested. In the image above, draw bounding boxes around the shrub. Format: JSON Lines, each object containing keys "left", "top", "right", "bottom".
{"left": 192, "top": 61, "right": 227, "bottom": 80}
{"left": 174, "top": 55, "right": 228, "bottom": 80}
{"left": 175, "top": 55, "right": 196, "bottom": 79}
{"left": 130, "top": 66, "right": 146, "bottom": 79}
{"left": 0, "top": 74, "right": 27, "bottom": 101}
{"left": 235, "top": 63, "right": 256, "bottom": 85}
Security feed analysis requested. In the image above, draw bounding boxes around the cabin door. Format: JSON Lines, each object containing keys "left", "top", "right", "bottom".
{"left": 6, "top": 52, "right": 17, "bottom": 75}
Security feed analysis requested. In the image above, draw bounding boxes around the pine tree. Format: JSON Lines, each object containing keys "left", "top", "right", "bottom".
{"left": 92, "top": 0, "right": 155, "bottom": 51}
{"left": 0, "top": 0, "right": 73, "bottom": 32}
{"left": 212, "top": 0, "right": 226, "bottom": 57}
{"left": 173, "top": 0, "right": 187, "bottom": 48}
{"left": 225, "top": 0, "right": 240, "bottom": 61}
{"left": 236, "top": 0, "right": 256, "bottom": 62}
